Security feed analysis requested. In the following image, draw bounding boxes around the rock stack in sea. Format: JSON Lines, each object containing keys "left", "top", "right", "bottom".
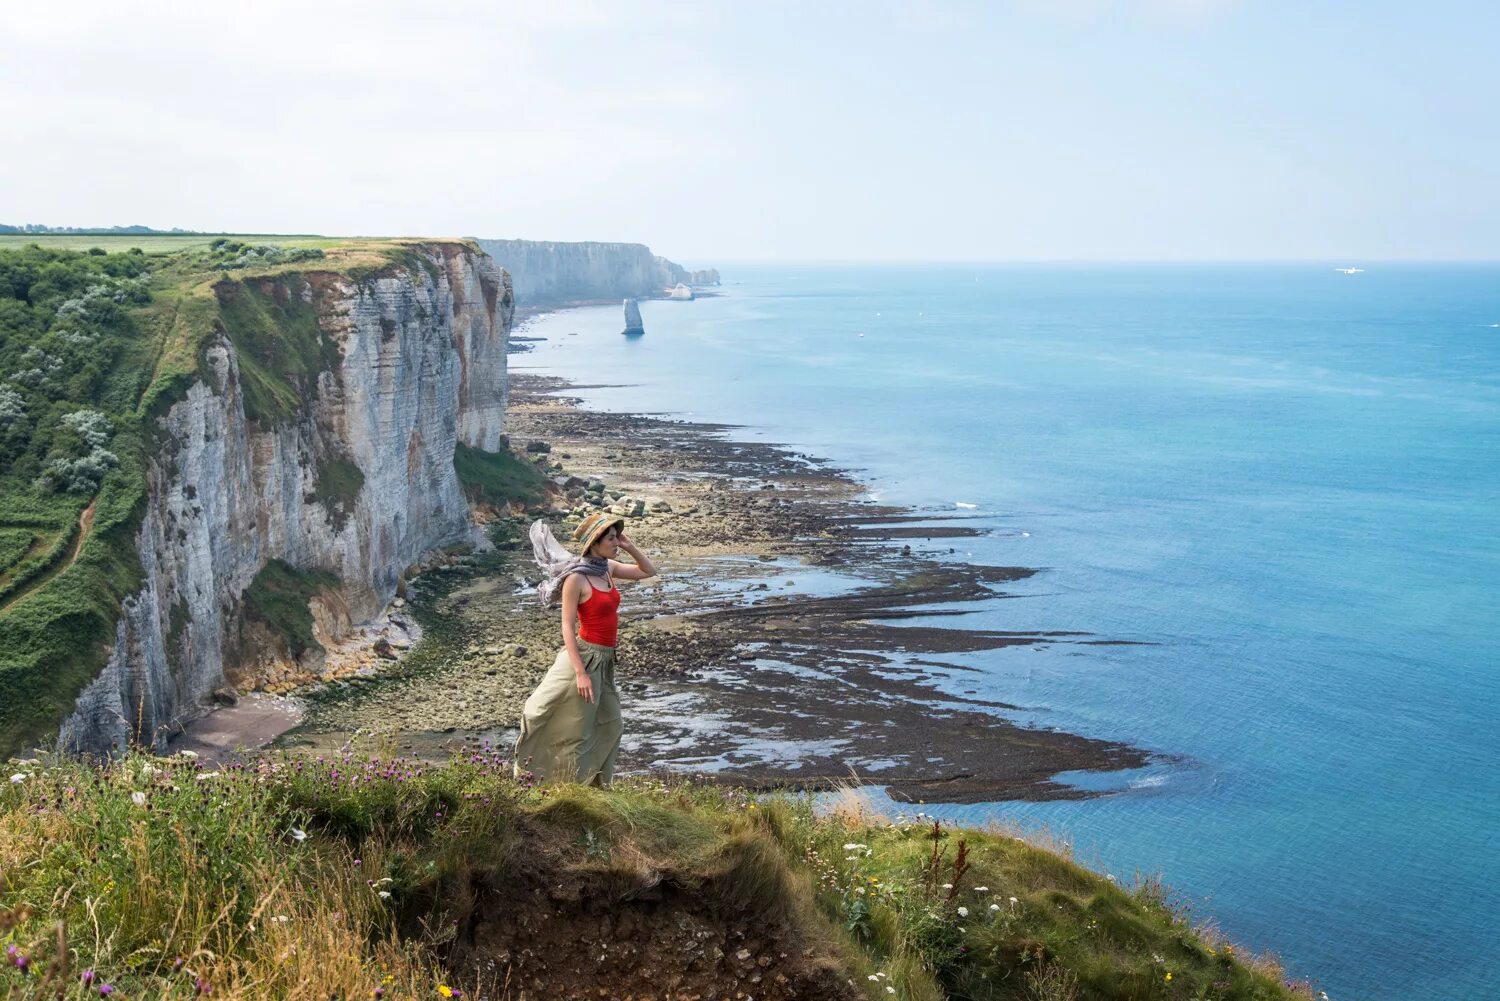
{"left": 622, "top": 297, "right": 644, "bottom": 335}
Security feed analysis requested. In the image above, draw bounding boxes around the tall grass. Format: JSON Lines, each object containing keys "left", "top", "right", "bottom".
{"left": 1, "top": 748, "right": 1318, "bottom": 1000}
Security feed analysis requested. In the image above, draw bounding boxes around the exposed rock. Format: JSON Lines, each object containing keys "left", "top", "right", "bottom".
{"left": 622, "top": 297, "right": 644, "bottom": 336}
{"left": 58, "top": 244, "right": 511, "bottom": 755}
{"left": 476, "top": 239, "right": 709, "bottom": 307}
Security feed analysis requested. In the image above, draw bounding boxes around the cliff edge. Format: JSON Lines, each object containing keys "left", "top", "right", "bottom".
{"left": 0, "top": 239, "right": 515, "bottom": 757}
{"left": 476, "top": 237, "right": 718, "bottom": 308}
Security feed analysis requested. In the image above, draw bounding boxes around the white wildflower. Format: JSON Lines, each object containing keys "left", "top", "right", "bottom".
{"left": 272, "top": 915, "right": 290, "bottom": 923}
{"left": 868, "top": 975, "right": 880, "bottom": 981}
{"left": 377, "top": 890, "right": 391, "bottom": 900}
{"left": 989, "top": 903, "right": 1000, "bottom": 912}
{"left": 290, "top": 828, "right": 307, "bottom": 842}
{"left": 1106, "top": 874, "right": 1116, "bottom": 882}
{"left": 942, "top": 883, "right": 953, "bottom": 890}
{"left": 974, "top": 886, "right": 989, "bottom": 892}
{"left": 131, "top": 791, "right": 147, "bottom": 806}
{"left": 842, "top": 843, "right": 865, "bottom": 851}
{"left": 9, "top": 773, "right": 25, "bottom": 784}
{"left": 886, "top": 987, "right": 896, "bottom": 995}
{"left": 957, "top": 906, "right": 969, "bottom": 917}
{"left": 178, "top": 750, "right": 199, "bottom": 759}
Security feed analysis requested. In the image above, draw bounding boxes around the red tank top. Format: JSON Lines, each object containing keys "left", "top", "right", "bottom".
{"left": 576, "top": 579, "right": 620, "bottom": 647}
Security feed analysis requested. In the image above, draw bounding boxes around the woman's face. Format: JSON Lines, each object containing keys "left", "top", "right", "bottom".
{"left": 590, "top": 527, "right": 621, "bottom": 559}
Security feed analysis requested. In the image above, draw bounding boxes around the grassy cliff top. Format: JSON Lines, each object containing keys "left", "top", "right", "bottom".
{"left": 0, "top": 748, "right": 1317, "bottom": 1000}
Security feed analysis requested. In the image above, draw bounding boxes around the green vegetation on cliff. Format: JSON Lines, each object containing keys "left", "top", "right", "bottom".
{"left": 0, "top": 750, "right": 1314, "bottom": 1000}
{"left": 240, "top": 560, "right": 342, "bottom": 661}
{"left": 454, "top": 441, "right": 548, "bottom": 508}
{"left": 0, "top": 238, "right": 493, "bottom": 757}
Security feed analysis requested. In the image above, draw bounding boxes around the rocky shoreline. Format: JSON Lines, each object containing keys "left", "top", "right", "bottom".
{"left": 277, "top": 368, "right": 1155, "bottom": 803}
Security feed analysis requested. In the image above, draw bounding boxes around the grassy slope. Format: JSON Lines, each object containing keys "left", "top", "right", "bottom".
{"left": 0, "top": 237, "right": 498, "bottom": 757}
{"left": 0, "top": 752, "right": 1314, "bottom": 1001}
{"left": 453, "top": 442, "right": 548, "bottom": 508}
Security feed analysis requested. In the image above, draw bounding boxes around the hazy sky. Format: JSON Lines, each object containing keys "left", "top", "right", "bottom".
{"left": 2, "top": 1, "right": 1496, "bottom": 262}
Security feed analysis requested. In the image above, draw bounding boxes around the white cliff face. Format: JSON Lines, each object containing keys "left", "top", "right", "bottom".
{"left": 476, "top": 239, "right": 702, "bottom": 307}
{"left": 59, "top": 245, "right": 511, "bottom": 754}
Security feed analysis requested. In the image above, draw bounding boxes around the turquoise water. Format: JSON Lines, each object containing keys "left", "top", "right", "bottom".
{"left": 517, "top": 264, "right": 1500, "bottom": 1001}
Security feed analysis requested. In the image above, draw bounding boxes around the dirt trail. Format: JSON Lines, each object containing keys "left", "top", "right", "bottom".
{"left": 0, "top": 500, "right": 96, "bottom": 616}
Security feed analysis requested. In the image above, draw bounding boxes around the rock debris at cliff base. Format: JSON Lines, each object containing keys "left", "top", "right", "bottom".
{"left": 285, "top": 372, "right": 1156, "bottom": 803}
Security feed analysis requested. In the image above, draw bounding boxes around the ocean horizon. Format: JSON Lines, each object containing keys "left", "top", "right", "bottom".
{"left": 517, "top": 262, "right": 1500, "bottom": 1001}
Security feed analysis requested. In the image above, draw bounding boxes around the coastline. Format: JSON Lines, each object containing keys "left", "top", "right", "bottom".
{"left": 279, "top": 360, "right": 1154, "bottom": 803}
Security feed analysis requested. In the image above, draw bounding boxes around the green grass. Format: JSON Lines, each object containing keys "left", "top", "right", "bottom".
{"left": 311, "top": 455, "right": 365, "bottom": 532}
{"left": 0, "top": 441, "right": 148, "bottom": 756}
{"left": 0, "top": 751, "right": 1317, "bottom": 1001}
{"left": 0, "top": 526, "right": 35, "bottom": 567}
{"left": 453, "top": 442, "right": 548, "bottom": 508}
{"left": 239, "top": 559, "right": 341, "bottom": 660}
{"left": 211, "top": 275, "right": 341, "bottom": 425}
{"left": 0, "top": 234, "right": 338, "bottom": 253}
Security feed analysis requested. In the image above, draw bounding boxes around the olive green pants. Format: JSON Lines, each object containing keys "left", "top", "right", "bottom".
{"left": 513, "top": 640, "right": 621, "bottom": 786}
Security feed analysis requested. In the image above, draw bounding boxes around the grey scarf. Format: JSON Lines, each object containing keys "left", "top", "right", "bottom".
{"left": 531, "top": 519, "right": 609, "bottom": 605}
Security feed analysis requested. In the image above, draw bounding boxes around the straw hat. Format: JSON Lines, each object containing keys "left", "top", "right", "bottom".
{"left": 571, "top": 511, "right": 625, "bottom": 555}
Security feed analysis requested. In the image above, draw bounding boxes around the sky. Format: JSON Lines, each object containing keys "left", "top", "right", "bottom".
{"left": 1, "top": 1, "right": 1496, "bottom": 262}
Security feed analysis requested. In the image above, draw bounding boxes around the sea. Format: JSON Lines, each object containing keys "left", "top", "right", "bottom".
{"left": 516, "top": 263, "right": 1500, "bottom": 1001}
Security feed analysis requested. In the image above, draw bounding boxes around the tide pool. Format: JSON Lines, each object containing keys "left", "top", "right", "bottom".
{"left": 515, "top": 263, "right": 1500, "bottom": 1001}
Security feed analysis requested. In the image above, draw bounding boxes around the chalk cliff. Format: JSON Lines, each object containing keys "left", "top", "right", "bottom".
{"left": 476, "top": 239, "right": 716, "bottom": 307}
{"left": 58, "top": 243, "right": 511, "bottom": 754}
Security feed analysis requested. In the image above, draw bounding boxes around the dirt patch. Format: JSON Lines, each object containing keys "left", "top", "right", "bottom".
{"left": 452, "top": 872, "right": 862, "bottom": 1001}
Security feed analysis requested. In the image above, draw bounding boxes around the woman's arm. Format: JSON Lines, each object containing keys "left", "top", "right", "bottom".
{"left": 609, "top": 530, "right": 657, "bottom": 581}
{"left": 560, "top": 575, "right": 595, "bottom": 704}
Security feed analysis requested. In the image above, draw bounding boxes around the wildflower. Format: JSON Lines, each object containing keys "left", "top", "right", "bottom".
{"left": 886, "top": 988, "right": 896, "bottom": 995}
{"left": 1008, "top": 896, "right": 1019, "bottom": 907}
{"left": 99, "top": 985, "right": 115, "bottom": 996}
{"left": 1164, "top": 972, "right": 1173, "bottom": 983}
{"left": 974, "top": 885, "right": 989, "bottom": 892}
{"left": 957, "top": 906, "right": 969, "bottom": 917}
{"left": 842, "top": 843, "right": 866, "bottom": 851}
{"left": 179, "top": 749, "right": 199, "bottom": 759}
{"left": 131, "top": 791, "right": 147, "bottom": 807}
{"left": 868, "top": 975, "right": 880, "bottom": 981}
{"left": 378, "top": 890, "right": 392, "bottom": 899}
{"left": 438, "top": 987, "right": 454, "bottom": 998}
{"left": 942, "top": 882, "right": 953, "bottom": 890}
{"left": 82, "top": 970, "right": 96, "bottom": 985}
{"left": 9, "top": 773, "right": 25, "bottom": 784}
{"left": 290, "top": 828, "right": 307, "bottom": 842}
{"left": 989, "top": 903, "right": 1000, "bottom": 912}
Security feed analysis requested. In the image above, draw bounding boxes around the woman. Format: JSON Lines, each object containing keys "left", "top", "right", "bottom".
{"left": 514, "top": 511, "right": 657, "bottom": 785}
